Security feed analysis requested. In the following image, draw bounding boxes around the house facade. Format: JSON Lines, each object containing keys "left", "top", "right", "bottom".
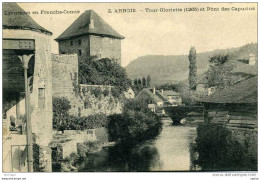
{"left": 161, "top": 90, "right": 182, "bottom": 106}
{"left": 3, "top": 2, "right": 53, "bottom": 172}
{"left": 55, "top": 10, "right": 124, "bottom": 65}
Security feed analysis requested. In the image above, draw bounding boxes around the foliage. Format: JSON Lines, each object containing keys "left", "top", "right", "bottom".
{"left": 33, "top": 144, "right": 45, "bottom": 172}
{"left": 137, "top": 79, "right": 142, "bottom": 86}
{"left": 134, "top": 78, "right": 138, "bottom": 86}
{"left": 65, "top": 114, "right": 108, "bottom": 130}
{"left": 174, "top": 82, "right": 196, "bottom": 105}
{"left": 91, "top": 87, "right": 103, "bottom": 99}
{"left": 142, "top": 77, "right": 147, "bottom": 87}
{"left": 107, "top": 99, "right": 162, "bottom": 145}
{"left": 103, "top": 88, "right": 110, "bottom": 97}
{"left": 155, "top": 83, "right": 178, "bottom": 91}
{"left": 79, "top": 57, "right": 131, "bottom": 93}
{"left": 147, "top": 75, "right": 151, "bottom": 88}
{"left": 209, "top": 54, "right": 229, "bottom": 65}
{"left": 84, "top": 99, "right": 91, "bottom": 109}
{"left": 188, "top": 46, "right": 197, "bottom": 90}
{"left": 131, "top": 75, "right": 151, "bottom": 95}
{"left": 195, "top": 123, "right": 257, "bottom": 170}
{"left": 206, "top": 54, "right": 235, "bottom": 89}
{"left": 53, "top": 97, "right": 71, "bottom": 131}
{"left": 111, "top": 87, "right": 120, "bottom": 98}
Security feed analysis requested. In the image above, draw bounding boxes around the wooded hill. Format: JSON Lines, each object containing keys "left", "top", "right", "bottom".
{"left": 125, "top": 43, "right": 257, "bottom": 85}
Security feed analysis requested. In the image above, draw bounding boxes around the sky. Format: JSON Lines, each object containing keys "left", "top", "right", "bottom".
{"left": 18, "top": 3, "right": 257, "bottom": 67}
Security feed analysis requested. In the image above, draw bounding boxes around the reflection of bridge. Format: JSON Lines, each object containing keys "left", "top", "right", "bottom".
{"left": 163, "top": 105, "right": 204, "bottom": 124}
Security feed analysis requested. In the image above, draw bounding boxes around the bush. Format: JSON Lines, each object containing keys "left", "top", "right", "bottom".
{"left": 111, "top": 88, "right": 120, "bottom": 98}
{"left": 195, "top": 123, "right": 257, "bottom": 170}
{"left": 91, "top": 87, "right": 103, "bottom": 99}
{"left": 103, "top": 88, "right": 110, "bottom": 97}
{"left": 53, "top": 97, "right": 71, "bottom": 131}
{"left": 66, "top": 114, "right": 108, "bottom": 130}
{"left": 107, "top": 99, "right": 162, "bottom": 145}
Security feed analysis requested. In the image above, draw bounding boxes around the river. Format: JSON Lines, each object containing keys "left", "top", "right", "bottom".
{"left": 75, "top": 118, "right": 199, "bottom": 172}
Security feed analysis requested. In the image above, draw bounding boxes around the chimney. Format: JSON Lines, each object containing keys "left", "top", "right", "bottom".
{"left": 89, "top": 13, "right": 95, "bottom": 29}
{"left": 249, "top": 54, "right": 256, "bottom": 65}
{"left": 161, "top": 89, "right": 163, "bottom": 94}
{"left": 153, "top": 87, "right": 156, "bottom": 94}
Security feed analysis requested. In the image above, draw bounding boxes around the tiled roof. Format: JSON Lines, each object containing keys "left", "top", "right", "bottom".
{"left": 163, "top": 90, "right": 180, "bottom": 96}
{"left": 3, "top": 3, "right": 52, "bottom": 35}
{"left": 196, "top": 76, "right": 257, "bottom": 104}
{"left": 136, "top": 89, "right": 163, "bottom": 103}
{"left": 55, "top": 10, "right": 124, "bottom": 41}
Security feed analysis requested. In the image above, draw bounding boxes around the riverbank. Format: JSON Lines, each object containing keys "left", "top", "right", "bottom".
{"left": 72, "top": 120, "right": 199, "bottom": 172}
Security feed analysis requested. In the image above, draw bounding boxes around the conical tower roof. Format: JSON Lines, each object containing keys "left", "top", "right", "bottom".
{"left": 55, "top": 10, "right": 124, "bottom": 41}
{"left": 3, "top": 2, "right": 52, "bottom": 35}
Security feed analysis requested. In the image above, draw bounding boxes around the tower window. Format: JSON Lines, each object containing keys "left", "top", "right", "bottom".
{"left": 78, "top": 50, "right": 82, "bottom": 56}
{"left": 38, "top": 88, "right": 45, "bottom": 109}
{"left": 78, "top": 39, "right": 81, "bottom": 45}
{"left": 70, "top": 40, "right": 73, "bottom": 46}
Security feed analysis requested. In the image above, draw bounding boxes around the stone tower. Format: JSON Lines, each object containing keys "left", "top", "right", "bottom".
{"left": 55, "top": 10, "right": 124, "bottom": 65}
{"left": 3, "top": 2, "right": 53, "bottom": 172}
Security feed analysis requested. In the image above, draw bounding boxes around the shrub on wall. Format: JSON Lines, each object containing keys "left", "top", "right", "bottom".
{"left": 91, "top": 87, "right": 103, "bottom": 99}
{"left": 103, "top": 88, "right": 110, "bottom": 97}
{"left": 33, "top": 144, "right": 45, "bottom": 172}
{"left": 111, "top": 88, "right": 120, "bottom": 98}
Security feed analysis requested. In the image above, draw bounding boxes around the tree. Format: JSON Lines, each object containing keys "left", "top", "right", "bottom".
{"left": 78, "top": 57, "right": 131, "bottom": 93}
{"left": 137, "top": 78, "right": 142, "bottom": 86}
{"left": 134, "top": 78, "right": 138, "bottom": 86}
{"left": 53, "top": 97, "right": 71, "bottom": 131}
{"left": 209, "top": 54, "right": 229, "bottom": 66}
{"left": 142, "top": 76, "right": 147, "bottom": 87}
{"left": 188, "top": 47, "right": 197, "bottom": 90}
{"left": 206, "top": 54, "right": 235, "bottom": 89}
{"left": 147, "top": 75, "right": 151, "bottom": 88}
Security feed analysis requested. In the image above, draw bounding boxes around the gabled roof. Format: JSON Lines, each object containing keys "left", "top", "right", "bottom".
{"left": 136, "top": 89, "right": 163, "bottom": 103}
{"left": 196, "top": 76, "right": 257, "bottom": 104}
{"left": 55, "top": 10, "right": 124, "bottom": 41}
{"left": 155, "top": 90, "right": 168, "bottom": 102}
{"left": 3, "top": 3, "right": 52, "bottom": 35}
{"left": 163, "top": 90, "right": 180, "bottom": 96}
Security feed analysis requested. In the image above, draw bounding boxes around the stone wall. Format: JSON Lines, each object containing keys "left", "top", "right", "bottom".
{"left": 52, "top": 54, "right": 78, "bottom": 98}
{"left": 50, "top": 128, "right": 108, "bottom": 159}
{"left": 52, "top": 54, "right": 122, "bottom": 117}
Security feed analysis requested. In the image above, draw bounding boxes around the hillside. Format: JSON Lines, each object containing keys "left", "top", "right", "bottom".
{"left": 126, "top": 43, "right": 257, "bottom": 85}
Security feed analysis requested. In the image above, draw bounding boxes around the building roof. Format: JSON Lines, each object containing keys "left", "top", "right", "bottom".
{"left": 136, "top": 89, "right": 163, "bottom": 103}
{"left": 155, "top": 90, "right": 168, "bottom": 102}
{"left": 3, "top": 3, "right": 52, "bottom": 35}
{"left": 163, "top": 90, "right": 180, "bottom": 96}
{"left": 55, "top": 10, "right": 124, "bottom": 41}
{"left": 196, "top": 76, "right": 257, "bottom": 104}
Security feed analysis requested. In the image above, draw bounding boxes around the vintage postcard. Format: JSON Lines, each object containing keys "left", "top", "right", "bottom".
{"left": 2, "top": 2, "right": 258, "bottom": 177}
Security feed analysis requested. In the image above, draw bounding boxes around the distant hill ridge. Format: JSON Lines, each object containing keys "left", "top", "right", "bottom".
{"left": 125, "top": 43, "right": 257, "bottom": 85}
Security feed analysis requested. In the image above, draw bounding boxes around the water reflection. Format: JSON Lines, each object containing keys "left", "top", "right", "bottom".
{"left": 76, "top": 119, "right": 198, "bottom": 172}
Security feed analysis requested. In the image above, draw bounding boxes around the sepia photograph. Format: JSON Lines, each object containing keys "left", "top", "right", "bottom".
{"left": 1, "top": 2, "right": 258, "bottom": 175}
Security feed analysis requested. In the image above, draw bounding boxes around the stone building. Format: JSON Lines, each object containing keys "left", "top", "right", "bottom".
{"left": 55, "top": 10, "right": 124, "bottom": 65}
{"left": 3, "top": 3, "right": 53, "bottom": 172}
